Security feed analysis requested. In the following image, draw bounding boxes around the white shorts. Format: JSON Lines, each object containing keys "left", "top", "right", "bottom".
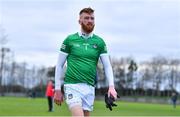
{"left": 64, "top": 83, "right": 95, "bottom": 111}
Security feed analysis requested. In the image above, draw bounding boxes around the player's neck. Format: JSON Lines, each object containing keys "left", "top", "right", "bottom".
{"left": 80, "top": 30, "right": 93, "bottom": 39}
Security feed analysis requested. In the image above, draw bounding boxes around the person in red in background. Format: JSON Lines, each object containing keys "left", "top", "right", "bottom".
{"left": 46, "top": 80, "right": 54, "bottom": 112}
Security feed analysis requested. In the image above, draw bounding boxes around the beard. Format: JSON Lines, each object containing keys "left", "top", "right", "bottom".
{"left": 81, "top": 22, "right": 94, "bottom": 33}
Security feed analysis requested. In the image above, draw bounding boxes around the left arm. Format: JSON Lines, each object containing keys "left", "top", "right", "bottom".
{"left": 100, "top": 54, "right": 117, "bottom": 99}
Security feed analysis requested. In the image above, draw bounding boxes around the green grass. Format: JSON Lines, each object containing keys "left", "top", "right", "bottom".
{"left": 0, "top": 96, "right": 180, "bottom": 116}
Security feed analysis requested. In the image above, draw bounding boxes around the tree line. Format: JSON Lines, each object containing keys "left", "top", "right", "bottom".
{"left": 96, "top": 55, "right": 180, "bottom": 97}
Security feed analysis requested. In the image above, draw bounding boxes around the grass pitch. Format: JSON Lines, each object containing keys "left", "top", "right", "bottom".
{"left": 0, "top": 96, "right": 180, "bottom": 116}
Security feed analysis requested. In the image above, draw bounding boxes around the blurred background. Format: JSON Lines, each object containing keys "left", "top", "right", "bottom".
{"left": 0, "top": 0, "right": 180, "bottom": 104}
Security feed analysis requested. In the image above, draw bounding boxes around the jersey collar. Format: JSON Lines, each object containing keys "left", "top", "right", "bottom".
{"left": 78, "top": 31, "right": 93, "bottom": 39}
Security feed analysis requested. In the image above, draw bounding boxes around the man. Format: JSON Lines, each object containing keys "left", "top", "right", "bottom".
{"left": 171, "top": 91, "right": 178, "bottom": 108}
{"left": 54, "top": 7, "right": 117, "bottom": 116}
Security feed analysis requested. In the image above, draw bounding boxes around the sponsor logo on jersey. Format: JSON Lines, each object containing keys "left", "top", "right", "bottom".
{"left": 73, "top": 43, "right": 80, "bottom": 47}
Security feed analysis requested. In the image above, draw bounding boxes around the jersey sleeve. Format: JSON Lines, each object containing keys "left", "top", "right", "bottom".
{"left": 60, "top": 37, "right": 70, "bottom": 54}
{"left": 100, "top": 40, "right": 108, "bottom": 54}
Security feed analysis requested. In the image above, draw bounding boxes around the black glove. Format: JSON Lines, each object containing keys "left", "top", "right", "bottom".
{"left": 104, "top": 93, "right": 119, "bottom": 111}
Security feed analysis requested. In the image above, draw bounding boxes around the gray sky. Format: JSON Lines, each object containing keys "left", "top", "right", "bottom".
{"left": 0, "top": 0, "right": 180, "bottom": 67}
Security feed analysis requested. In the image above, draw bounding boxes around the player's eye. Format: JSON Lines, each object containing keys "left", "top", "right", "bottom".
{"left": 84, "top": 17, "right": 90, "bottom": 20}
{"left": 84, "top": 16, "right": 94, "bottom": 20}
{"left": 91, "top": 17, "right": 94, "bottom": 20}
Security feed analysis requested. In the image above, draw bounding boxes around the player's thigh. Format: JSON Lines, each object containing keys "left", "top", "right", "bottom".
{"left": 70, "top": 105, "right": 84, "bottom": 116}
{"left": 64, "top": 84, "right": 82, "bottom": 109}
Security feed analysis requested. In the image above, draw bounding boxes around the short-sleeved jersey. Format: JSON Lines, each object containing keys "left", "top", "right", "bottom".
{"left": 60, "top": 32, "right": 107, "bottom": 86}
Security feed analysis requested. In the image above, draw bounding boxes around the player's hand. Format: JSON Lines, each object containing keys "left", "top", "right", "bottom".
{"left": 54, "top": 90, "right": 64, "bottom": 106}
{"left": 105, "top": 93, "right": 119, "bottom": 111}
{"left": 108, "top": 85, "right": 117, "bottom": 99}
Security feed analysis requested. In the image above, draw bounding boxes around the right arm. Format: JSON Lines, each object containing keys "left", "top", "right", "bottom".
{"left": 54, "top": 51, "right": 68, "bottom": 105}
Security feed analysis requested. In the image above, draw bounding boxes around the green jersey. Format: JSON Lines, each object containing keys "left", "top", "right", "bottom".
{"left": 60, "top": 32, "right": 107, "bottom": 86}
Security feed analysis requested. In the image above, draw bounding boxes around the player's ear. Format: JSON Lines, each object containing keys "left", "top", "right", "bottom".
{"left": 79, "top": 19, "right": 82, "bottom": 25}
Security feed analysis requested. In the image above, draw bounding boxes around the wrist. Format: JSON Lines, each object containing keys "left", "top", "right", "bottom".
{"left": 55, "top": 89, "right": 61, "bottom": 91}
{"left": 109, "top": 85, "right": 115, "bottom": 89}
{"left": 55, "top": 84, "right": 61, "bottom": 90}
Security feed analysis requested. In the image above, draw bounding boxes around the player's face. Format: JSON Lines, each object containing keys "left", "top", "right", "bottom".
{"left": 79, "top": 13, "right": 95, "bottom": 34}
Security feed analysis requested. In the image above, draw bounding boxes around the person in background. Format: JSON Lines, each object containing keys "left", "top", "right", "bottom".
{"left": 46, "top": 80, "right": 54, "bottom": 112}
{"left": 171, "top": 91, "right": 178, "bottom": 108}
